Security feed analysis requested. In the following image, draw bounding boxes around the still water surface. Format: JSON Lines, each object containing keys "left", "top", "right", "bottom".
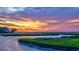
{"left": 0, "top": 35, "right": 72, "bottom": 51}
{"left": 0, "top": 36, "right": 44, "bottom": 51}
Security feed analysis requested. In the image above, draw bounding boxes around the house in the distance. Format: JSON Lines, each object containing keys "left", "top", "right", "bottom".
{"left": 0, "top": 27, "right": 16, "bottom": 33}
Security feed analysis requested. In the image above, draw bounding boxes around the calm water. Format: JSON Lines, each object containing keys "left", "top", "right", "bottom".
{"left": 0, "top": 35, "right": 72, "bottom": 51}
{"left": 0, "top": 36, "right": 43, "bottom": 51}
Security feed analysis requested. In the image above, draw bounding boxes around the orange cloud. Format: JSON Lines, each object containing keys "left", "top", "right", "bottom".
{"left": 0, "top": 17, "right": 49, "bottom": 32}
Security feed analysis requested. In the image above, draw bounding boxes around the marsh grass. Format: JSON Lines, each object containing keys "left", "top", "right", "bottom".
{"left": 18, "top": 37, "right": 79, "bottom": 49}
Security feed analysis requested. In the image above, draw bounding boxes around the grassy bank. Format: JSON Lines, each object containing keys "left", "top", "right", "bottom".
{"left": 18, "top": 37, "right": 79, "bottom": 49}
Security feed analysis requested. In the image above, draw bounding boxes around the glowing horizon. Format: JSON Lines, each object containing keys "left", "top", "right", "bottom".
{"left": 0, "top": 7, "right": 79, "bottom": 32}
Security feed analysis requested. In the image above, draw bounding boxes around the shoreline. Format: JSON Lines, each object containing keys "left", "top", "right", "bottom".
{"left": 18, "top": 38, "right": 79, "bottom": 51}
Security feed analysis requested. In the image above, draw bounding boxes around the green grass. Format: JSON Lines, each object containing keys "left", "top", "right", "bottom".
{"left": 18, "top": 37, "right": 79, "bottom": 49}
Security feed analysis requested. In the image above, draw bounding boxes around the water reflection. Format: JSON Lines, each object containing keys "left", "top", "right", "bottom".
{"left": 0, "top": 36, "right": 47, "bottom": 51}
{"left": 0, "top": 35, "right": 73, "bottom": 51}
{"left": 0, "top": 36, "right": 22, "bottom": 51}
{"left": 20, "top": 35, "right": 73, "bottom": 39}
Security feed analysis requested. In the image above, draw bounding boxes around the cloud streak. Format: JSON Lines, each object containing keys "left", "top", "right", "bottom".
{"left": 0, "top": 7, "right": 79, "bottom": 32}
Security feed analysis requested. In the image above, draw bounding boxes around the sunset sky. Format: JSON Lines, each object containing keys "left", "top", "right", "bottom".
{"left": 0, "top": 7, "right": 79, "bottom": 32}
